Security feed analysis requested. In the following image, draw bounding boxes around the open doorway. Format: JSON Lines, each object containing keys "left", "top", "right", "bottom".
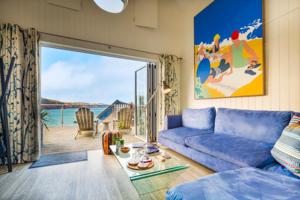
{"left": 40, "top": 45, "right": 155, "bottom": 155}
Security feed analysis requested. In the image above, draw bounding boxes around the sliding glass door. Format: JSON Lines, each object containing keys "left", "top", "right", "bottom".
{"left": 134, "top": 63, "right": 157, "bottom": 141}
{"left": 135, "top": 66, "right": 147, "bottom": 139}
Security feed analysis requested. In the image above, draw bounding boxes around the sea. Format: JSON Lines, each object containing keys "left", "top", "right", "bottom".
{"left": 44, "top": 107, "right": 107, "bottom": 127}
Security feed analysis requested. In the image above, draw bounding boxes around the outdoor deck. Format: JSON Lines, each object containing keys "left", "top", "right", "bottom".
{"left": 42, "top": 125, "right": 141, "bottom": 155}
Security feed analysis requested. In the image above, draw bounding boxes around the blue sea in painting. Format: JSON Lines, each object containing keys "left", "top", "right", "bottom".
{"left": 194, "top": 0, "right": 262, "bottom": 45}
{"left": 44, "top": 108, "right": 106, "bottom": 127}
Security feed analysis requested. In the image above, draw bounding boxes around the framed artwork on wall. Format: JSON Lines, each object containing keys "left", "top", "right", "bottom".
{"left": 194, "top": 0, "right": 264, "bottom": 99}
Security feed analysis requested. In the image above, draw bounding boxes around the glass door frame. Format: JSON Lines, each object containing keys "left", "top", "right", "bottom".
{"left": 134, "top": 65, "right": 147, "bottom": 140}
{"left": 134, "top": 63, "right": 157, "bottom": 142}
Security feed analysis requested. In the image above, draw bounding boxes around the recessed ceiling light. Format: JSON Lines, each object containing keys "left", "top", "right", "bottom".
{"left": 93, "top": 0, "right": 128, "bottom": 14}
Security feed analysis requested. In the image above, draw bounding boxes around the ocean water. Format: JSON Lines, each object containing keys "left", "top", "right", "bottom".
{"left": 44, "top": 108, "right": 106, "bottom": 127}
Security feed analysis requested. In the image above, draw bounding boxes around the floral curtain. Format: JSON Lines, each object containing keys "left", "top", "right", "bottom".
{"left": 158, "top": 54, "right": 181, "bottom": 132}
{"left": 0, "top": 23, "right": 39, "bottom": 164}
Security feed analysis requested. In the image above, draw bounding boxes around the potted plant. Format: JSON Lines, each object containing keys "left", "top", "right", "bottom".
{"left": 41, "top": 110, "right": 49, "bottom": 146}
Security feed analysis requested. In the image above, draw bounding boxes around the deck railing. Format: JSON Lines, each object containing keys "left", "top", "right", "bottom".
{"left": 41, "top": 104, "right": 107, "bottom": 127}
{"left": 41, "top": 102, "right": 128, "bottom": 127}
{"left": 41, "top": 104, "right": 69, "bottom": 127}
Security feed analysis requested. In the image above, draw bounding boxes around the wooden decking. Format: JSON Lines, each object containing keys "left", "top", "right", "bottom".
{"left": 42, "top": 125, "right": 139, "bottom": 155}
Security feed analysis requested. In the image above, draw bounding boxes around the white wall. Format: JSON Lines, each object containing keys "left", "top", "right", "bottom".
{"left": 179, "top": 0, "right": 300, "bottom": 112}
{"left": 0, "top": 0, "right": 182, "bottom": 56}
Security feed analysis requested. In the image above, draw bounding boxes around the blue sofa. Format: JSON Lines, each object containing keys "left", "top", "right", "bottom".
{"left": 158, "top": 108, "right": 300, "bottom": 199}
{"left": 158, "top": 107, "right": 291, "bottom": 172}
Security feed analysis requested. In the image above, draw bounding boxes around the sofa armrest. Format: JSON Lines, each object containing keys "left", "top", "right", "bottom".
{"left": 164, "top": 115, "right": 182, "bottom": 130}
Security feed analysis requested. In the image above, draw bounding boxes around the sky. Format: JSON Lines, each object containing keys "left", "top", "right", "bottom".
{"left": 194, "top": 0, "right": 262, "bottom": 44}
{"left": 41, "top": 47, "right": 147, "bottom": 104}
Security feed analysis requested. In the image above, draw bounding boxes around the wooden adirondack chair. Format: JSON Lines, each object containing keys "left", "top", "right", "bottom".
{"left": 113, "top": 106, "right": 134, "bottom": 134}
{"left": 74, "top": 107, "right": 98, "bottom": 139}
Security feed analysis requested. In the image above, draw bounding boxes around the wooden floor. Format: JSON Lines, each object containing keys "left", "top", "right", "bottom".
{"left": 0, "top": 134, "right": 213, "bottom": 200}
{"left": 42, "top": 126, "right": 139, "bottom": 154}
{"left": 0, "top": 150, "right": 141, "bottom": 200}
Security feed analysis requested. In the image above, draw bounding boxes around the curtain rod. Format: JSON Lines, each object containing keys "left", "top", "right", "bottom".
{"left": 38, "top": 31, "right": 182, "bottom": 59}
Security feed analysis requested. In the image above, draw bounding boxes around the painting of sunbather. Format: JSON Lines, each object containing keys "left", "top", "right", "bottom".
{"left": 194, "top": 0, "right": 264, "bottom": 99}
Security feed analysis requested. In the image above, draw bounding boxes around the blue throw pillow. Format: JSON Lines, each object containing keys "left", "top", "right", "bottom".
{"left": 182, "top": 107, "right": 216, "bottom": 130}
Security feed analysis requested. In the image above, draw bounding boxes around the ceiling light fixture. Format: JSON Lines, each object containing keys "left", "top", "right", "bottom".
{"left": 93, "top": 0, "right": 128, "bottom": 14}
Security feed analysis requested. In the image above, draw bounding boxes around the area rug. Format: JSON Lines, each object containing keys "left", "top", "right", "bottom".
{"left": 30, "top": 151, "right": 88, "bottom": 168}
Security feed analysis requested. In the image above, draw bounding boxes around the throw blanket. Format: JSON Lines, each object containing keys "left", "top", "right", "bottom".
{"left": 166, "top": 167, "right": 300, "bottom": 200}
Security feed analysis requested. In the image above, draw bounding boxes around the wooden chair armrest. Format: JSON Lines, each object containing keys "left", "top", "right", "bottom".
{"left": 95, "top": 120, "right": 99, "bottom": 133}
{"left": 112, "top": 120, "right": 119, "bottom": 130}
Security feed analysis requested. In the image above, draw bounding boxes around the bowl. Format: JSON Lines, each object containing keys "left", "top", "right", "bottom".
{"left": 127, "top": 158, "right": 139, "bottom": 166}
{"left": 121, "top": 146, "right": 130, "bottom": 153}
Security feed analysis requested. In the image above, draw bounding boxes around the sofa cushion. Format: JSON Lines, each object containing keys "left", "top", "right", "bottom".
{"left": 166, "top": 168, "right": 300, "bottom": 200}
{"left": 182, "top": 107, "right": 216, "bottom": 130}
{"left": 215, "top": 108, "right": 292, "bottom": 143}
{"left": 164, "top": 115, "right": 182, "bottom": 130}
{"left": 185, "top": 134, "right": 274, "bottom": 167}
{"left": 159, "top": 136, "right": 240, "bottom": 172}
{"left": 271, "top": 114, "right": 300, "bottom": 177}
{"left": 158, "top": 127, "right": 212, "bottom": 145}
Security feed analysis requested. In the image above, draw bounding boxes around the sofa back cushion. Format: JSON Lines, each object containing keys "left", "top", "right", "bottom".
{"left": 182, "top": 107, "right": 216, "bottom": 130}
{"left": 215, "top": 108, "right": 292, "bottom": 143}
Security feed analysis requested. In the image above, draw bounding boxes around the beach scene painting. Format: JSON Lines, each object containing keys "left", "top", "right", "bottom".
{"left": 194, "top": 0, "right": 264, "bottom": 99}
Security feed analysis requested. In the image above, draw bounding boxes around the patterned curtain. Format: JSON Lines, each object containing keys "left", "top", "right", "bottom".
{"left": 0, "top": 23, "right": 39, "bottom": 164}
{"left": 157, "top": 54, "right": 181, "bottom": 132}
